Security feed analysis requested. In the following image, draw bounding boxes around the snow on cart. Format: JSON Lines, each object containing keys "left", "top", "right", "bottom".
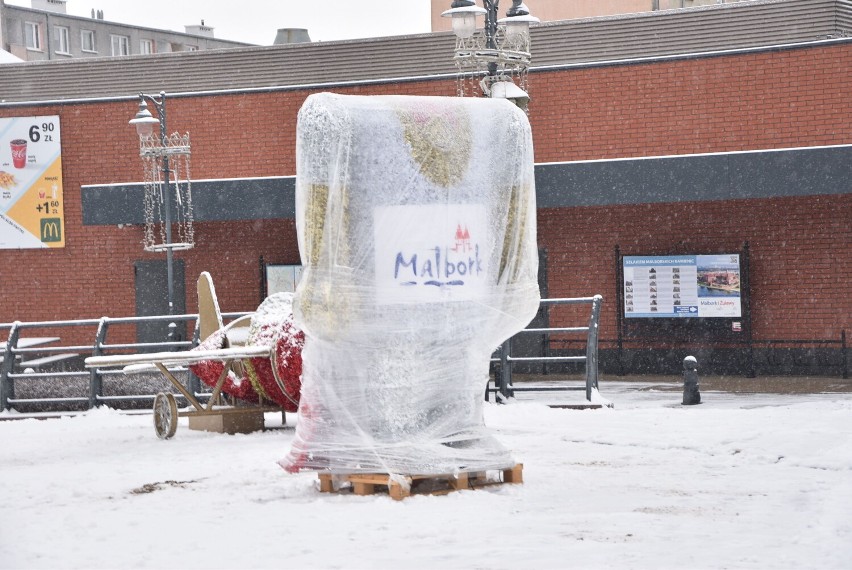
{"left": 85, "top": 272, "right": 304, "bottom": 439}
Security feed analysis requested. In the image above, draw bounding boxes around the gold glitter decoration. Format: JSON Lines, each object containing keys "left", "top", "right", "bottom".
{"left": 304, "top": 184, "right": 330, "bottom": 265}
{"left": 299, "top": 183, "right": 351, "bottom": 335}
{"left": 243, "top": 359, "right": 270, "bottom": 402}
{"left": 499, "top": 185, "right": 531, "bottom": 283}
{"left": 396, "top": 103, "right": 473, "bottom": 188}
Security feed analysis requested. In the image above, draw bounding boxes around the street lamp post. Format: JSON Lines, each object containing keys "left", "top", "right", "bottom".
{"left": 129, "top": 92, "right": 194, "bottom": 343}
{"left": 443, "top": 0, "right": 538, "bottom": 108}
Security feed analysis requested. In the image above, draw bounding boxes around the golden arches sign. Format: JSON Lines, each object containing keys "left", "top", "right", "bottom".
{"left": 0, "top": 115, "right": 65, "bottom": 249}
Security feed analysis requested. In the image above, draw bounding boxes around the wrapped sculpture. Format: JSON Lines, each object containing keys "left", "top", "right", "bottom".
{"left": 281, "top": 93, "right": 539, "bottom": 475}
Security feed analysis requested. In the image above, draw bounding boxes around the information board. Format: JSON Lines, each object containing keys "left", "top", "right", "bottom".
{"left": 0, "top": 116, "right": 65, "bottom": 248}
{"left": 623, "top": 254, "right": 741, "bottom": 318}
{"left": 266, "top": 264, "right": 303, "bottom": 295}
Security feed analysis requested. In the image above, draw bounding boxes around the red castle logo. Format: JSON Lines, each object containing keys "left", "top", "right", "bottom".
{"left": 451, "top": 224, "right": 471, "bottom": 253}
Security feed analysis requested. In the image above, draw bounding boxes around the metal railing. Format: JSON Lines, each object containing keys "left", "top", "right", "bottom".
{"left": 1, "top": 313, "right": 248, "bottom": 410}
{"left": 2, "top": 296, "right": 604, "bottom": 412}
{"left": 489, "top": 295, "right": 603, "bottom": 402}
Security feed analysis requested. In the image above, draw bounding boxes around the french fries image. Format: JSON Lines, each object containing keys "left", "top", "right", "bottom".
{"left": 0, "top": 171, "right": 16, "bottom": 190}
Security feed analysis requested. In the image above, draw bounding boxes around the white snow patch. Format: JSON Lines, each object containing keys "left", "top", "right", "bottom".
{"left": 0, "top": 384, "right": 850, "bottom": 569}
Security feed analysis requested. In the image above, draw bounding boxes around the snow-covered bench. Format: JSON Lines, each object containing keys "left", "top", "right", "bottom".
{"left": 19, "top": 352, "right": 79, "bottom": 370}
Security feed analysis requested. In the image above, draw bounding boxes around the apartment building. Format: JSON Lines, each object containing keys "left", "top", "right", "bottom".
{"left": 431, "top": 0, "right": 758, "bottom": 31}
{"left": 0, "top": 0, "right": 252, "bottom": 62}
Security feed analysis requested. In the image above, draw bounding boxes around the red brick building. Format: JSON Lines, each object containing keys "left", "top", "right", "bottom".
{"left": 1, "top": 0, "right": 849, "bottom": 375}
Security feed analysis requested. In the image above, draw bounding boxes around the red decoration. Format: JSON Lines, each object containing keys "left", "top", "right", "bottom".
{"left": 188, "top": 294, "right": 304, "bottom": 411}
{"left": 188, "top": 329, "right": 260, "bottom": 403}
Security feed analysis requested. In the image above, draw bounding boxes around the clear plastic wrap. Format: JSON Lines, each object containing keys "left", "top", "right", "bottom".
{"left": 281, "top": 93, "right": 539, "bottom": 475}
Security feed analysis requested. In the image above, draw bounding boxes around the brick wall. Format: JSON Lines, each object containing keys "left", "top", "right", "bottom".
{"left": 0, "top": 42, "right": 849, "bottom": 348}
{"left": 539, "top": 193, "right": 852, "bottom": 344}
{"left": 528, "top": 44, "right": 852, "bottom": 161}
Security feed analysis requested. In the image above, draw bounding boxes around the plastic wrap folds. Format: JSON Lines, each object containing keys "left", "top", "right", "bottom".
{"left": 281, "top": 93, "right": 540, "bottom": 475}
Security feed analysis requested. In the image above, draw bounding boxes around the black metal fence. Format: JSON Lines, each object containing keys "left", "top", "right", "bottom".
{"left": 489, "top": 295, "right": 603, "bottom": 402}
{"left": 0, "top": 313, "right": 246, "bottom": 411}
{"left": 1, "top": 297, "right": 606, "bottom": 412}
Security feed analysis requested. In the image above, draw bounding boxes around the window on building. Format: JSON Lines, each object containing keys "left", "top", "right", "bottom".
{"left": 110, "top": 34, "right": 129, "bottom": 56}
{"left": 54, "top": 26, "right": 70, "bottom": 54}
{"left": 265, "top": 264, "right": 304, "bottom": 296}
{"left": 25, "top": 22, "right": 42, "bottom": 51}
{"left": 139, "top": 39, "right": 155, "bottom": 54}
{"left": 185, "top": 45, "right": 198, "bottom": 51}
{"left": 81, "top": 29, "right": 96, "bottom": 53}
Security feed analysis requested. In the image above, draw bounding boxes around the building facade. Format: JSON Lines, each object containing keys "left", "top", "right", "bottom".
{"left": 430, "top": 0, "right": 758, "bottom": 32}
{"left": 0, "top": 0, "right": 251, "bottom": 62}
{"left": 0, "top": 0, "right": 849, "bottom": 376}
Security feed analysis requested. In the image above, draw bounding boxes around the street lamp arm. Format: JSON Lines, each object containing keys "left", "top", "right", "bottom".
{"left": 137, "top": 92, "right": 168, "bottom": 143}
{"left": 138, "top": 91, "right": 166, "bottom": 113}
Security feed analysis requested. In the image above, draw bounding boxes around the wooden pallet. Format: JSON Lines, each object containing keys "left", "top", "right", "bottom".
{"left": 318, "top": 464, "right": 523, "bottom": 500}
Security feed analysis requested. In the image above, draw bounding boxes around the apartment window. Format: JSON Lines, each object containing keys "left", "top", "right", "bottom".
{"left": 110, "top": 34, "right": 129, "bottom": 56}
{"left": 25, "top": 22, "right": 42, "bottom": 51}
{"left": 139, "top": 39, "right": 155, "bottom": 54}
{"left": 81, "top": 30, "right": 96, "bottom": 53}
{"left": 54, "top": 26, "right": 70, "bottom": 54}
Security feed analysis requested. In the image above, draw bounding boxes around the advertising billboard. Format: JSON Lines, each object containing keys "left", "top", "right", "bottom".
{"left": 623, "top": 254, "right": 741, "bottom": 318}
{"left": 0, "top": 116, "right": 65, "bottom": 249}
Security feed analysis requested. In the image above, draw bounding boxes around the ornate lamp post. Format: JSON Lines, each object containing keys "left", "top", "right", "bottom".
{"left": 442, "top": 0, "right": 538, "bottom": 108}
{"left": 129, "top": 92, "right": 194, "bottom": 340}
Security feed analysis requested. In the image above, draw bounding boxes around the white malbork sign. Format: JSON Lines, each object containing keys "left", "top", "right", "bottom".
{"left": 374, "top": 204, "right": 490, "bottom": 304}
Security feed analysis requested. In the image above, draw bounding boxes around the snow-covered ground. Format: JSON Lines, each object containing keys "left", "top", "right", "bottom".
{"left": 1, "top": 382, "right": 850, "bottom": 569}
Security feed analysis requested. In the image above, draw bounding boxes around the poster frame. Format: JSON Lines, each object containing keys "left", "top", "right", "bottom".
{"left": 260, "top": 257, "right": 303, "bottom": 302}
{"left": 615, "top": 242, "right": 753, "bottom": 344}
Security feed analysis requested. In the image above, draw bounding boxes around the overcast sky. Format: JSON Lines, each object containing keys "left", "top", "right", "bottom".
{"left": 7, "top": 0, "right": 433, "bottom": 44}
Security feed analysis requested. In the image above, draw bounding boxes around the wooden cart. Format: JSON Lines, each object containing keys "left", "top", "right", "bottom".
{"left": 85, "top": 345, "right": 282, "bottom": 439}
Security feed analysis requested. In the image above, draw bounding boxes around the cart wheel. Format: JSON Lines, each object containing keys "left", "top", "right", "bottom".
{"left": 153, "top": 392, "right": 178, "bottom": 440}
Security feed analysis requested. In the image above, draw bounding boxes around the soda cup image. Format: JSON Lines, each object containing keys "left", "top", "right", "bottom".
{"left": 10, "top": 139, "right": 27, "bottom": 169}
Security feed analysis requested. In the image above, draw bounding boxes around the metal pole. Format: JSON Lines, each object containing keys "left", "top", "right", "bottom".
{"left": 682, "top": 356, "right": 701, "bottom": 405}
{"left": 743, "top": 241, "right": 755, "bottom": 378}
{"left": 89, "top": 318, "right": 108, "bottom": 408}
{"left": 143, "top": 91, "right": 177, "bottom": 344}
{"left": 157, "top": 93, "right": 175, "bottom": 322}
{"left": 615, "top": 244, "right": 624, "bottom": 376}
{"left": 484, "top": 0, "right": 499, "bottom": 78}
{"left": 1, "top": 323, "right": 21, "bottom": 410}
{"left": 585, "top": 295, "right": 602, "bottom": 401}
{"left": 499, "top": 337, "right": 512, "bottom": 401}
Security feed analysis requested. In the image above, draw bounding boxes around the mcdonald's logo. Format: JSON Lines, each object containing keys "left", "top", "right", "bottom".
{"left": 40, "top": 218, "right": 62, "bottom": 242}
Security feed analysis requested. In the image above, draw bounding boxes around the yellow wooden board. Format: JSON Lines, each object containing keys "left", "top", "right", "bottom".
{"left": 196, "top": 271, "right": 223, "bottom": 340}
